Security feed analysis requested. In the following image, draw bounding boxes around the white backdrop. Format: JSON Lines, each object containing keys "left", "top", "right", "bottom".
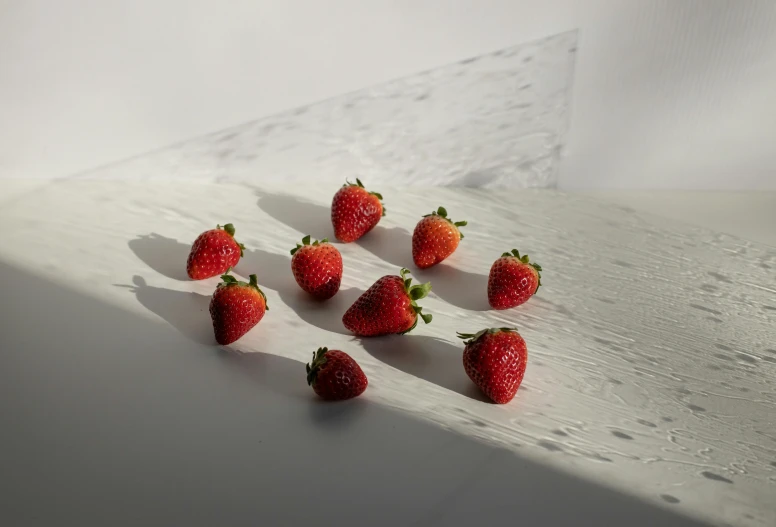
{"left": 1, "top": 0, "right": 775, "bottom": 189}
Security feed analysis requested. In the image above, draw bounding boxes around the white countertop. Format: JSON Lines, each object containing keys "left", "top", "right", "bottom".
{"left": 1, "top": 179, "right": 774, "bottom": 526}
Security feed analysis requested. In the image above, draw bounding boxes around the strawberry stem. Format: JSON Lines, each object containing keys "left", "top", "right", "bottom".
{"left": 422, "top": 206, "right": 467, "bottom": 239}
{"left": 500, "top": 249, "right": 543, "bottom": 292}
{"left": 290, "top": 234, "right": 330, "bottom": 255}
{"left": 217, "top": 223, "right": 244, "bottom": 256}
{"left": 306, "top": 347, "right": 329, "bottom": 386}
{"left": 457, "top": 327, "right": 518, "bottom": 344}
{"left": 398, "top": 268, "right": 433, "bottom": 333}
{"left": 344, "top": 178, "right": 386, "bottom": 216}
{"left": 219, "top": 271, "right": 239, "bottom": 285}
{"left": 221, "top": 223, "right": 236, "bottom": 237}
{"left": 218, "top": 269, "right": 269, "bottom": 310}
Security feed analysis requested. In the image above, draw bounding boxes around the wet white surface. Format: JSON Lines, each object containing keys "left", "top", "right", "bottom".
{"left": 0, "top": 179, "right": 774, "bottom": 526}
{"left": 583, "top": 191, "right": 776, "bottom": 247}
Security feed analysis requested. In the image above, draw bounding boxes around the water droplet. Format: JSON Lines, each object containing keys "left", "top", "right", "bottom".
{"left": 537, "top": 440, "right": 563, "bottom": 452}
{"left": 660, "top": 494, "right": 680, "bottom": 504}
{"left": 689, "top": 304, "right": 722, "bottom": 315}
{"left": 708, "top": 271, "right": 732, "bottom": 283}
{"left": 736, "top": 353, "right": 757, "bottom": 364}
{"left": 701, "top": 471, "right": 733, "bottom": 484}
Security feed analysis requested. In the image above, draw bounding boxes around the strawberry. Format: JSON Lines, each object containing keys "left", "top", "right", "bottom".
{"left": 306, "top": 347, "right": 368, "bottom": 400}
{"left": 487, "top": 249, "right": 542, "bottom": 310}
{"left": 187, "top": 223, "right": 245, "bottom": 280}
{"left": 343, "top": 268, "right": 432, "bottom": 336}
{"left": 412, "top": 206, "right": 467, "bottom": 269}
{"left": 458, "top": 328, "right": 528, "bottom": 404}
{"left": 209, "top": 270, "right": 268, "bottom": 345}
{"left": 290, "top": 235, "right": 343, "bottom": 300}
{"left": 331, "top": 178, "right": 384, "bottom": 243}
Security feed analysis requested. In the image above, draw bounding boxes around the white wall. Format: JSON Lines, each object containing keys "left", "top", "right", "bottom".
{"left": 1, "top": 0, "right": 775, "bottom": 189}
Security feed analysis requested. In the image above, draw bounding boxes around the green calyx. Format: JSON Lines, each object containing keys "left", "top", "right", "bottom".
{"left": 457, "top": 327, "right": 518, "bottom": 345}
{"left": 399, "top": 268, "right": 433, "bottom": 333}
{"left": 218, "top": 268, "right": 269, "bottom": 310}
{"left": 344, "top": 178, "right": 386, "bottom": 216}
{"left": 306, "top": 347, "right": 329, "bottom": 386}
{"left": 218, "top": 223, "right": 245, "bottom": 257}
{"left": 290, "top": 234, "right": 329, "bottom": 255}
{"left": 500, "top": 249, "right": 543, "bottom": 292}
{"left": 423, "top": 206, "right": 468, "bottom": 239}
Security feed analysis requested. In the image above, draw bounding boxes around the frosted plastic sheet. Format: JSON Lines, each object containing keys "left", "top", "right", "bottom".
{"left": 73, "top": 31, "right": 578, "bottom": 189}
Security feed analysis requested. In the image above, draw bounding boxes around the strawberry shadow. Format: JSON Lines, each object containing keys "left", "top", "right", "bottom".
{"left": 241, "top": 247, "right": 361, "bottom": 335}
{"left": 218, "top": 349, "right": 368, "bottom": 428}
{"left": 354, "top": 226, "right": 490, "bottom": 310}
{"left": 355, "top": 225, "right": 413, "bottom": 269}
{"left": 255, "top": 189, "right": 334, "bottom": 240}
{"left": 305, "top": 397, "right": 368, "bottom": 430}
{"left": 414, "top": 263, "right": 490, "bottom": 312}
{"left": 218, "top": 349, "right": 309, "bottom": 400}
{"left": 5, "top": 261, "right": 715, "bottom": 527}
{"left": 128, "top": 233, "right": 190, "bottom": 281}
{"left": 237, "top": 247, "right": 291, "bottom": 292}
{"left": 277, "top": 287, "right": 362, "bottom": 336}
{"left": 359, "top": 335, "right": 489, "bottom": 402}
{"left": 116, "top": 276, "right": 213, "bottom": 345}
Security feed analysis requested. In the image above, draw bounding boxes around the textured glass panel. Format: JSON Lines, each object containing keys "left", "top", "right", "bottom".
{"left": 77, "top": 31, "right": 577, "bottom": 189}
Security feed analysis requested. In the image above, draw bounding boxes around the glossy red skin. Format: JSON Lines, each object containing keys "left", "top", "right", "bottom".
{"left": 312, "top": 350, "right": 368, "bottom": 400}
{"left": 487, "top": 257, "right": 539, "bottom": 309}
{"left": 209, "top": 285, "right": 266, "bottom": 345}
{"left": 342, "top": 276, "right": 416, "bottom": 336}
{"left": 291, "top": 243, "right": 343, "bottom": 300}
{"left": 463, "top": 331, "right": 528, "bottom": 404}
{"left": 331, "top": 186, "right": 383, "bottom": 243}
{"left": 412, "top": 216, "right": 461, "bottom": 269}
{"left": 187, "top": 229, "right": 242, "bottom": 280}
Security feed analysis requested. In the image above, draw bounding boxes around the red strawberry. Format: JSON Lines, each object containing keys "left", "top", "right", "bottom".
{"left": 331, "top": 178, "right": 384, "bottom": 243}
{"left": 458, "top": 328, "right": 528, "bottom": 404}
{"left": 290, "top": 235, "right": 343, "bottom": 300}
{"left": 412, "top": 206, "right": 467, "bottom": 269}
{"left": 487, "top": 249, "right": 542, "bottom": 310}
{"left": 187, "top": 223, "right": 245, "bottom": 280}
{"left": 343, "top": 268, "right": 432, "bottom": 336}
{"left": 209, "top": 271, "right": 268, "bottom": 345}
{"left": 306, "top": 347, "right": 368, "bottom": 400}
